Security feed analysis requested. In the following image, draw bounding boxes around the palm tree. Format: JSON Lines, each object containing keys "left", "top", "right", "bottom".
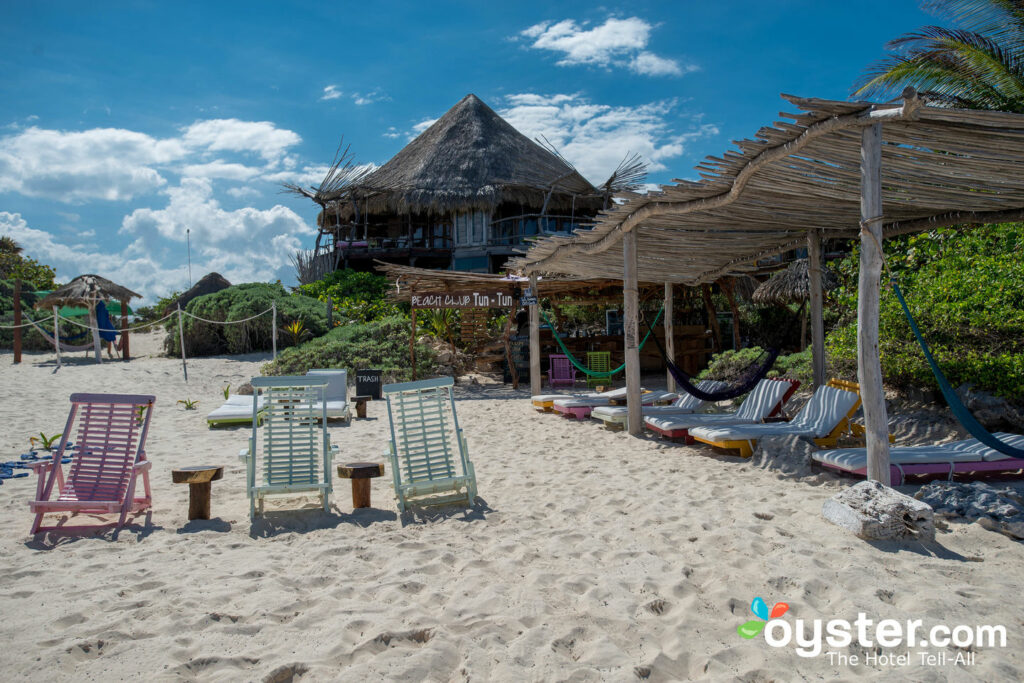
{"left": 0, "top": 236, "right": 22, "bottom": 255}
{"left": 854, "top": 0, "right": 1024, "bottom": 112}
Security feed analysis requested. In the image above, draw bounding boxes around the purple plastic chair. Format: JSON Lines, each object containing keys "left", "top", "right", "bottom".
{"left": 547, "top": 354, "right": 577, "bottom": 387}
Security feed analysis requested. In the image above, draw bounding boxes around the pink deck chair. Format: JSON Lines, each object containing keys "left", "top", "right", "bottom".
{"left": 29, "top": 393, "right": 156, "bottom": 534}
{"left": 547, "top": 354, "right": 577, "bottom": 387}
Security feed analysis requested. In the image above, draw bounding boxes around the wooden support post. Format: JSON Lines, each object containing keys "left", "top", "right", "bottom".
{"left": 701, "top": 285, "right": 722, "bottom": 351}
{"left": 410, "top": 305, "right": 417, "bottom": 381}
{"left": 664, "top": 282, "right": 674, "bottom": 392}
{"left": 504, "top": 306, "right": 518, "bottom": 389}
{"left": 177, "top": 304, "right": 188, "bottom": 382}
{"left": 723, "top": 279, "right": 741, "bottom": 350}
{"left": 120, "top": 298, "right": 130, "bottom": 361}
{"left": 529, "top": 273, "right": 541, "bottom": 396}
{"left": 12, "top": 279, "right": 21, "bottom": 364}
{"left": 623, "top": 230, "right": 642, "bottom": 436}
{"left": 808, "top": 230, "right": 826, "bottom": 388}
{"left": 88, "top": 304, "right": 103, "bottom": 364}
{"left": 859, "top": 123, "right": 890, "bottom": 485}
{"left": 52, "top": 305, "right": 62, "bottom": 368}
{"left": 271, "top": 301, "right": 277, "bottom": 359}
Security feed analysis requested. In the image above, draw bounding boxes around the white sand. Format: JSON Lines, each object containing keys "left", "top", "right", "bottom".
{"left": 1, "top": 333, "right": 1023, "bottom": 681}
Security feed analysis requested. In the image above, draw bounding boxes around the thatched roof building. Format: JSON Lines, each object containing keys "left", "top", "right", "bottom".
{"left": 325, "top": 94, "right": 602, "bottom": 220}
{"left": 752, "top": 259, "right": 838, "bottom": 305}
{"left": 167, "top": 272, "right": 231, "bottom": 313}
{"left": 35, "top": 274, "right": 140, "bottom": 309}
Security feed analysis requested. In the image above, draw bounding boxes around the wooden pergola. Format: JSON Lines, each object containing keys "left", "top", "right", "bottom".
{"left": 511, "top": 89, "right": 1024, "bottom": 485}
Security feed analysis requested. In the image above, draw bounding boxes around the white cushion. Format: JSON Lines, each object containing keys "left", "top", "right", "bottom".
{"left": 672, "top": 380, "right": 727, "bottom": 411}
{"left": 645, "top": 412, "right": 761, "bottom": 432}
{"left": 208, "top": 395, "right": 265, "bottom": 420}
{"left": 734, "top": 379, "right": 793, "bottom": 421}
{"left": 307, "top": 369, "right": 347, "bottom": 402}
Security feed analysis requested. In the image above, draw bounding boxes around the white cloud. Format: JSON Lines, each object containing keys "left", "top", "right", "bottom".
{"left": 519, "top": 17, "right": 693, "bottom": 77}
{"left": 352, "top": 90, "right": 389, "bottom": 106}
{"left": 181, "top": 160, "right": 262, "bottom": 181}
{"left": 411, "top": 118, "right": 437, "bottom": 138}
{"left": 320, "top": 84, "right": 343, "bottom": 101}
{"left": 383, "top": 126, "right": 400, "bottom": 139}
{"left": 180, "top": 119, "right": 301, "bottom": 163}
{"left": 226, "top": 186, "right": 261, "bottom": 199}
{"left": 497, "top": 93, "right": 717, "bottom": 183}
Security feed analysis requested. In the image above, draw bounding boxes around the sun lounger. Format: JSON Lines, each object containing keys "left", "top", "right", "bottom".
{"left": 644, "top": 378, "right": 800, "bottom": 442}
{"left": 307, "top": 369, "right": 351, "bottom": 421}
{"left": 689, "top": 379, "right": 861, "bottom": 457}
{"left": 207, "top": 394, "right": 267, "bottom": 427}
{"left": 532, "top": 390, "right": 604, "bottom": 412}
{"left": 29, "top": 393, "right": 155, "bottom": 534}
{"left": 590, "top": 380, "right": 729, "bottom": 430}
{"left": 813, "top": 433, "right": 1024, "bottom": 484}
{"left": 553, "top": 388, "right": 676, "bottom": 420}
{"left": 383, "top": 376, "right": 477, "bottom": 512}
{"left": 239, "top": 376, "right": 336, "bottom": 520}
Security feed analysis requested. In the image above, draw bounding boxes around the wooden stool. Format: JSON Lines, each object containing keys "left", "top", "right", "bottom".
{"left": 336, "top": 462, "right": 384, "bottom": 508}
{"left": 172, "top": 466, "right": 224, "bottom": 520}
{"left": 352, "top": 395, "right": 372, "bottom": 419}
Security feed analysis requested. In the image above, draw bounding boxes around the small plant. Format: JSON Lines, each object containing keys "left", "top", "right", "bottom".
{"left": 281, "top": 319, "right": 313, "bottom": 346}
{"left": 223, "top": 385, "right": 230, "bottom": 399}
{"left": 136, "top": 405, "right": 148, "bottom": 425}
{"left": 29, "top": 433, "right": 61, "bottom": 451}
{"left": 177, "top": 398, "right": 200, "bottom": 410}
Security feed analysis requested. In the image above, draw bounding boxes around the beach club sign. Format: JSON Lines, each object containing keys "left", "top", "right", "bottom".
{"left": 411, "top": 289, "right": 515, "bottom": 309}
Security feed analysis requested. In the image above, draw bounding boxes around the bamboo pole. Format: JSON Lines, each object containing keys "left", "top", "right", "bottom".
{"left": 52, "top": 305, "right": 62, "bottom": 369}
{"left": 664, "top": 282, "right": 674, "bottom": 392}
{"left": 271, "top": 301, "right": 278, "bottom": 360}
{"left": 178, "top": 304, "right": 188, "bottom": 382}
{"left": 89, "top": 304, "right": 103, "bottom": 364}
{"left": 12, "top": 279, "right": 21, "bottom": 364}
{"left": 504, "top": 306, "right": 518, "bottom": 389}
{"left": 859, "top": 124, "right": 890, "bottom": 485}
{"left": 623, "top": 230, "right": 642, "bottom": 436}
{"left": 701, "top": 285, "right": 722, "bottom": 351}
{"left": 808, "top": 230, "right": 825, "bottom": 387}
{"left": 529, "top": 273, "right": 541, "bottom": 395}
{"left": 121, "top": 298, "right": 130, "bottom": 361}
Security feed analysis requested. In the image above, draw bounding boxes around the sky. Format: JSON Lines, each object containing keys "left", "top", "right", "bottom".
{"left": 0, "top": 1, "right": 939, "bottom": 303}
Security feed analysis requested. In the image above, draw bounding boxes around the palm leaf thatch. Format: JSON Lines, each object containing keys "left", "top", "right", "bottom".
{"left": 326, "top": 94, "right": 603, "bottom": 220}
{"left": 35, "top": 274, "right": 141, "bottom": 309}
{"left": 751, "top": 259, "right": 838, "bottom": 305}
{"left": 282, "top": 137, "right": 374, "bottom": 207}
{"left": 165, "top": 272, "right": 231, "bottom": 314}
{"left": 854, "top": 0, "right": 1024, "bottom": 112}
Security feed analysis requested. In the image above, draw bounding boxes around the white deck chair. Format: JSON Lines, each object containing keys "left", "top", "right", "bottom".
{"left": 307, "top": 369, "right": 351, "bottom": 421}
{"left": 590, "top": 380, "right": 728, "bottom": 429}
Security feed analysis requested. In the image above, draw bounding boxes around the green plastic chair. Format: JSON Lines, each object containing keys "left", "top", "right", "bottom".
{"left": 586, "top": 351, "right": 612, "bottom": 388}
{"left": 239, "top": 376, "right": 337, "bottom": 521}
{"left": 383, "top": 377, "right": 477, "bottom": 512}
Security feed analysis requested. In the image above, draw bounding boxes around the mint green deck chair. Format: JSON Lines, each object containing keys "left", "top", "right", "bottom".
{"left": 383, "top": 377, "right": 477, "bottom": 512}
{"left": 586, "top": 351, "right": 612, "bottom": 388}
{"left": 239, "top": 376, "right": 337, "bottom": 521}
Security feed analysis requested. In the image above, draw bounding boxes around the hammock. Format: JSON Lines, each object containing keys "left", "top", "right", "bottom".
{"left": 893, "top": 280, "right": 1024, "bottom": 459}
{"left": 26, "top": 317, "right": 95, "bottom": 353}
{"left": 642, "top": 312, "right": 780, "bottom": 401}
{"left": 539, "top": 306, "right": 664, "bottom": 378}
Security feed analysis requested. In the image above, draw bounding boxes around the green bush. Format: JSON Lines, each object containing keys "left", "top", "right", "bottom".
{"left": 697, "top": 346, "right": 813, "bottom": 389}
{"left": 827, "top": 223, "right": 1024, "bottom": 402}
{"left": 165, "top": 283, "right": 329, "bottom": 356}
{"left": 294, "top": 269, "right": 403, "bottom": 323}
{"left": 0, "top": 279, "right": 53, "bottom": 350}
{"left": 261, "top": 315, "right": 436, "bottom": 382}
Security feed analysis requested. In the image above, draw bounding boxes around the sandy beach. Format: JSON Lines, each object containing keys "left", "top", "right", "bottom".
{"left": 0, "top": 332, "right": 1021, "bottom": 681}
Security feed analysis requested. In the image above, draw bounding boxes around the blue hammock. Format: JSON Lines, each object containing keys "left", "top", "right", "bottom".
{"left": 892, "top": 280, "right": 1024, "bottom": 459}
{"left": 95, "top": 301, "right": 119, "bottom": 342}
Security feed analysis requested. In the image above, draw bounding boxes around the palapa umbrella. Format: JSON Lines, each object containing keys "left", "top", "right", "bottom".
{"left": 752, "top": 259, "right": 838, "bottom": 350}
{"left": 165, "top": 272, "right": 231, "bottom": 315}
{"left": 35, "top": 274, "right": 141, "bottom": 364}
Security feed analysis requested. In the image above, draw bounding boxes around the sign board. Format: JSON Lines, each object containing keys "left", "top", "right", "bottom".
{"left": 411, "top": 289, "right": 516, "bottom": 309}
{"left": 355, "top": 369, "right": 383, "bottom": 400}
{"left": 519, "top": 287, "right": 538, "bottom": 306}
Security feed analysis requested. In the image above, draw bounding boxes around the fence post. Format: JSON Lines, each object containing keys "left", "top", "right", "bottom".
{"left": 13, "top": 279, "right": 22, "bottom": 364}
{"left": 272, "top": 301, "right": 278, "bottom": 359}
{"left": 52, "top": 305, "right": 62, "bottom": 369}
{"left": 177, "top": 304, "right": 188, "bottom": 382}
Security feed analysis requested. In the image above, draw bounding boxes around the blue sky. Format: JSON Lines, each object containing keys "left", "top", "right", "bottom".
{"left": 1, "top": 1, "right": 936, "bottom": 302}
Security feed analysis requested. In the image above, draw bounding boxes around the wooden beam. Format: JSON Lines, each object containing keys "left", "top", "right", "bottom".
{"left": 623, "top": 230, "right": 642, "bottom": 436}
{"left": 529, "top": 273, "right": 541, "bottom": 395}
{"left": 121, "top": 298, "right": 130, "bottom": 361}
{"left": 12, "top": 279, "right": 21, "bottom": 364}
{"left": 52, "top": 305, "right": 62, "bottom": 369}
{"left": 808, "top": 230, "right": 825, "bottom": 387}
{"left": 859, "top": 123, "right": 891, "bottom": 485}
{"left": 664, "top": 282, "right": 675, "bottom": 392}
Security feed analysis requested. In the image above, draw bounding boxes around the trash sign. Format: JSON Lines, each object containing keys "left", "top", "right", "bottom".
{"left": 356, "top": 369, "right": 383, "bottom": 400}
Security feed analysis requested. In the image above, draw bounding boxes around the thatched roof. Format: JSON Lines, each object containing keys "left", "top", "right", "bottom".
{"left": 167, "top": 272, "right": 231, "bottom": 314}
{"left": 35, "top": 274, "right": 141, "bottom": 309}
{"left": 752, "top": 259, "right": 838, "bottom": 305}
{"left": 326, "top": 94, "right": 603, "bottom": 219}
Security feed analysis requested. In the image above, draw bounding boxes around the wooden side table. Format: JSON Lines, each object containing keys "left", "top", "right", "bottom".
{"left": 352, "top": 395, "right": 372, "bottom": 419}
{"left": 337, "top": 462, "right": 384, "bottom": 508}
{"left": 172, "top": 466, "right": 224, "bottom": 520}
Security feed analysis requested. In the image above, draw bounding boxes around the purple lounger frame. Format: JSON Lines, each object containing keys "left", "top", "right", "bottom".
{"left": 819, "top": 459, "right": 1024, "bottom": 486}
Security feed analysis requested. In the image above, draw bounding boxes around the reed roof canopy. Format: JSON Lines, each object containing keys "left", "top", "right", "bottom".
{"left": 35, "top": 274, "right": 141, "bottom": 310}
{"left": 510, "top": 90, "right": 1024, "bottom": 283}
{"left": 752, "top": 258, "right": 838, "bottom": 305}
{"left": 320, "top": 94, "right": 606, "bottom": 221}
